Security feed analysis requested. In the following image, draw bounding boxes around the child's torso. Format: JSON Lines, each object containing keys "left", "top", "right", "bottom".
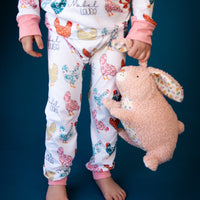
{"left": 41, "top": 0, "right": 131, "bottom": 34}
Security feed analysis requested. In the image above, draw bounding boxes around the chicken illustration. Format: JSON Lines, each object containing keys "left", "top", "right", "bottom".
{"left": 49, "top": 63, "right": 58, "bottom": 86}
{"left": 106, "top": 143, "right": 116, "bottom": 156}
{"left": 59, "top": 168, "right": 70, "bottom": 179}
{"left": 105, "top": 0, "right": 123, "bottom": 16}
{"left": 82, "top": 48, "right": 91, "bottom": 57}
{"left": 44, "top": 171, "right": 55, "bottom": 180}
{"left": 147, "top": 0, "right": 154, "bottom": 8}
{"left": 104, "top": 163, "right": 115, "bottom": 170}
{"left": 119, "top": 0, "right": 130, "bottom": 9}
{"left": 93, "top": 88, "right": 109, "bottom": 110}
{"left": 112, "top": 90, "right": 121, "bottom": 101}
{"left": 104, "top": 165, "right": 114, "bottom": 170}
{"left": 54, "top": 17, "right": 72, "bottom": 38}
{"left": 108, "top": 26, "right": 119, "bottom": 48}
{"left": 46, "top": 152, "right": 54, "bottom": 164}
{"left": 64, "top": 91, "right": 80, "bottom": 116}
{"left": 76, "top": 24, "right": 97, "bottom": 40}
{"left": 62, "top": 64, "right": 80, "bottom": 88}
{"left": 41, "top": 0, "right": 52, "bottom": 9}
{"left": 86, "top": 161, "right": 104, "bottom": 172}
{"left": 92, "top": 110, "right": 109, "bottom": 132}
{"left": 143, "top": 14, "right": 157, "bottom": 26}
{"left": 100, "top": 54, "right": 117, "bottom": 80}
{"left": 46, "top": 123, "right": 56, "bottom": 140}
{"left": 121, "top": 58, "right": 125, "bottom": 67}
{"left": 93, "top": 140, "right": 103, "bottom": 156}
{"left": 20, "top": 0, "right": 37, "bottom": 8}
{"left": 109, "top": 118, "right": 119, "bottom": 130}
{"left": 59, "top": 123, "right": 73, "bottom": 143}
{"left": 57, "top": 147, "right": 73, "bottom": 167}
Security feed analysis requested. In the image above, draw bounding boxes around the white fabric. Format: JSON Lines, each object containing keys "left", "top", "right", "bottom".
{"left": 43, "top": 29, "right": 126, "bottom": 181}
{"left": 17, "top": 0, "right": 154, "bottom": 37}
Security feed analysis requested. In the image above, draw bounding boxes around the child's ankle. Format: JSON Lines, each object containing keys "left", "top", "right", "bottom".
{"left": 48, "top": 177, "right": 67, "bottom": 185}
{"left": 92, "top": 171, "right": 111, "bottom": 180}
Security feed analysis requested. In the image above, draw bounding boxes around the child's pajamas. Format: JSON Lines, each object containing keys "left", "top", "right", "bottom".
{"left": 17, "top": 0, "right": 156, "bottom": 185}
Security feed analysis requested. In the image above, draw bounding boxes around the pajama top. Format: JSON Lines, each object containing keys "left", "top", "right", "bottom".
{"left": 17, "top": 0, "right": 156, "bottom": 45}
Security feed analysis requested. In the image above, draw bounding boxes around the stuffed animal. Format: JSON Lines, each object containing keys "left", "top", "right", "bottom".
{"left": 102, "top": 39, "right": 184, "bottom": 171}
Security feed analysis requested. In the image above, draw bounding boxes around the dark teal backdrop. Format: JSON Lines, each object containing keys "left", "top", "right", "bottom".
{"left": 0, "top": 1, "right": 199, "bottom": 199}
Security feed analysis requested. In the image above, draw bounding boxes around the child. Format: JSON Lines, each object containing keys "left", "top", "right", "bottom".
{"left": 17, "top": 0, "right": 156, "bottom": 200}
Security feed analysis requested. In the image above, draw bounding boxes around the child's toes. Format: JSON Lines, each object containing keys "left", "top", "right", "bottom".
{"left": 104, "top": 193, "right": 113, "bottom": 200}
{"left": 120, "top": 190, "right": 127, "bottom": 199}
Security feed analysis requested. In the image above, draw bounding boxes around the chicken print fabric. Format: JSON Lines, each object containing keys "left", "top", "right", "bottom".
{"left": 18, "top": 0, "right": 155, "bottom": 49}
{"left": 59, "top": 123, "right": 74, "bottom": 143}
{"left": 43, "top": 29, "right": 126, "bottom": 179}
{"left": 64, "top": 91, "right": 80, "bottom": 116}
{"left": 100, "top": 54, "right": 117, "bottom": 80}
{"left": 105, "top": 0, "right": 123, "bottom": 16}
{"left": 62, "top": 64, "right": 80, "bottom": 88}
{"left": 51, "top": 0, "right": 67, "bottom": 14}
{"left": 49, "top": 63, "right": 58, "bottom": 86}
{"left": 19, "top": 0, "right": 38, "bottom": 8}
{"left": 17, "top": 0, "right": 154, "bottom": 40}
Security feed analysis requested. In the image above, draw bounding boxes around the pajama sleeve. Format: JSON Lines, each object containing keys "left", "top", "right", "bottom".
{"left": 16, "top": 0, "right": 41, "bottom": 40}
{"left": 126, "top": 0, "right": 157, "bottom": 45}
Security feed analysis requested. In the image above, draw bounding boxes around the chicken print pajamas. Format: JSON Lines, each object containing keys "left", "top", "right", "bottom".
{"left": 17, "top": 0, "right": 156, "bottom": 185}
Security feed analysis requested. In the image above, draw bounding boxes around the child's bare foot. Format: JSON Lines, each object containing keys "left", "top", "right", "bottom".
{"left": 95, "top": 177, "right": 127, "bottom": 200}
{"left": 46, "top": 185, "right": 69, "bottom": 200}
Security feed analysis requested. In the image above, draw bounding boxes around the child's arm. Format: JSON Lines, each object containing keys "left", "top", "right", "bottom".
{"left": 126, "top": 0, "right": 157, "bottom": 62}
{"left": 17, "top": 0, "right": 43, "bottom": 57}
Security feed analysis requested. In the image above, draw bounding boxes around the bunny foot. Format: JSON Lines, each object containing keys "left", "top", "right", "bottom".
{"left": 143, "top": 154, "right": 159, "bottom": 171}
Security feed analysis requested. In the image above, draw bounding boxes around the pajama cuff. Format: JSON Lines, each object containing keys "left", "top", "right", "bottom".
{"left": 16, "top": 14, "right": 41, "bottom": 41}
{"left": 126, "top": 16, "right": 157, "bottom": 45}
{"left": 48, "top": 177, "right": 67, "bottom": 185}
{"left": 92, "top": 171, "right": 111, "bottom": 180}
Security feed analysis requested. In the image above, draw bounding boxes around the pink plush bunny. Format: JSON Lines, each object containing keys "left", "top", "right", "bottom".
{"left": 103, "top": 39, "right": 184, "bottom": 171}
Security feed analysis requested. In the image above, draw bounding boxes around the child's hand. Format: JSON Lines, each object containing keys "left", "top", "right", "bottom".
{"left": 21, "top": 35, "right": 44, "bottom": 57}
{"left": 127, "top": 40, "right": 151, "bottom": 62}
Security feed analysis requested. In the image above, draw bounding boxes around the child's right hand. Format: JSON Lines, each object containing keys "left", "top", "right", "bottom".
{"left": 21, "top": 35, "right": 44, "bottom": 57}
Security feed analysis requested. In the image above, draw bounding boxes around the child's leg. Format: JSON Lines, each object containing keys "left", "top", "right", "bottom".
{"left": 86, "top": 45, "right": 126, "bottom": 199}
{"left": 44, "top": 30, "right": 84, "bottom": 187}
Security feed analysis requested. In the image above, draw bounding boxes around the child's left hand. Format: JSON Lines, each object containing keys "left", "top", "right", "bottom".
{"left": 127, "top": 40, "right": 151, "bottom": 62}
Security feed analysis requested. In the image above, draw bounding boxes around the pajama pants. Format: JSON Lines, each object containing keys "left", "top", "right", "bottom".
{"left": 43, "top": 21, "right": 126, "bottom": 184}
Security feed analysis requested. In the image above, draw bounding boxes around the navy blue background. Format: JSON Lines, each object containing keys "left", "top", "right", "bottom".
{"left": 0, "top": 1, "right": 199, "bottom": 199}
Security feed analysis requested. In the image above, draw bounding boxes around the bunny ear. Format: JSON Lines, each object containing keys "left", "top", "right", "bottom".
{"left": 148, "top": 67, "right": 184, "bottom": 102}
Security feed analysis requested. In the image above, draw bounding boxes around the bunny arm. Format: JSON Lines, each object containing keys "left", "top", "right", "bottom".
{"left": 110, "top": 107, "right": 133, "bottom": 123}
{"left": 102, "top": 99, "right": 121, "bottom": 110}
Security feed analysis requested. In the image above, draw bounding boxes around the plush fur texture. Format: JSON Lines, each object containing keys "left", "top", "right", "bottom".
{"left": 103, "top": 64, "right": 184, "bottom": 171}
